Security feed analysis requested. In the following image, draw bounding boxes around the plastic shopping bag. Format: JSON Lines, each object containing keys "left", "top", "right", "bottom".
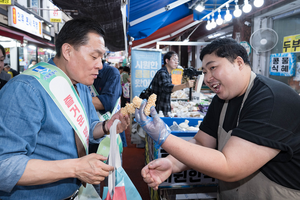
{"left": 102, "top": 120, "right": 142, "bottom": 200}
{"left": 76, "top": 183, "right": 102, "bottom": 200}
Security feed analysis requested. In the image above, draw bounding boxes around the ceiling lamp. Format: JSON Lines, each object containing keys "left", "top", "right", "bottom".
{"left": 216, "top": 9, "right": 223, "bottom": 25}
{"left": 206, "top": 15, "right": 212, "bottom": 30}
{"left": 243, "top": 0, "right": 252, "bottom": 13}
{"left": 195, "top": 1, "right": 205, "bottom": 13}
{"left": 233, "top": 0, "right": 242, "bottom": 17}
{"left": 254, "top": 0, "right": 264, "bottom": 7}
{"left": 224, "top": 3, "right": 232, "bottom": 22}
{"left": 210, "top": 13, "right": 217, "bottom": 29}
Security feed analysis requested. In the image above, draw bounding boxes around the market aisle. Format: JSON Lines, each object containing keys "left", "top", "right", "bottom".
{"left": 122, "top": 126, "right": 151, "bottom": 200}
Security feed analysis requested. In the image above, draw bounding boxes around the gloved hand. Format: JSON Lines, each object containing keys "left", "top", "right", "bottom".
{"left": 135, "top": 100, "right": 171, "bottom": 148}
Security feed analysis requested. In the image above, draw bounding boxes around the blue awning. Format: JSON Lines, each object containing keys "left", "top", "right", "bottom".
{"left": 128, "top": 0, "right": 235, "bottom": 41}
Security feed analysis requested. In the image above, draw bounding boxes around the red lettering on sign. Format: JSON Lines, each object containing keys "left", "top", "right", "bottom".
{"left": 53, "top": 9, "right": 58, "bottom": 17}
{"left": 77, "top": 115, "right": 85, "bottom": 127}
{"left": 70, "top": 104, "right": 80, "bottom": 117}
{"left": 64, "top": 94, "right": 74, "bottom": 108}
{"left": 83, "top": 126, "right": 88, "bottom": 138}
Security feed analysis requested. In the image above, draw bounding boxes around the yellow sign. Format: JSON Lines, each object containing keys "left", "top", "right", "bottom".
{"left": 50, "top": 18, "right": 62, "bottom": 23}
{"left": 283, "top": 34, "right": 300, "bottom": 53}
{"left": 4, "top": 48, "right": 10, "bottom": 54}
{"left": 0, "top": 0, "right": 12, "bottom": 5}
{"left": 171, "top": 68, "right": 183, "bottom": 85}
{"left": 50, "top": 6, "right": 62, "bottom": 23}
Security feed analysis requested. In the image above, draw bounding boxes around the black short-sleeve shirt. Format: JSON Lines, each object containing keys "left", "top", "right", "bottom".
{"left": 200, "top": 74, "right": 300, "bottom": 190}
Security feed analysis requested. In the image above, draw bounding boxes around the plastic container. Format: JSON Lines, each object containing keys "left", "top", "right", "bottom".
{"left": 161, "top": 117, "right": 203, "bottom": 137}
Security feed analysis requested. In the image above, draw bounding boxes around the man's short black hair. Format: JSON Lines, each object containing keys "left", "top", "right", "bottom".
{"left": 123, "top": 66, "right": 130, "bottom": 73}
{"left": 163, "top": 51, "right": 178, "bottom": 65}
{"left": 200, "top": 38, "right": 250, "bottom": 66}
{"left": 55, "top": 17, "right": 105, "bottom": 57}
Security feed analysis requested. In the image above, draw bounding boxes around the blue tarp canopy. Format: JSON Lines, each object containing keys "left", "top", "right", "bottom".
{"left": 128, "top": 0, "right": 236, "bottom": 41}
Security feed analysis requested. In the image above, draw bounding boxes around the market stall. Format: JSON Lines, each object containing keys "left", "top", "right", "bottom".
{"left": 144, "top": 88, "right": 217, "bottom": 200}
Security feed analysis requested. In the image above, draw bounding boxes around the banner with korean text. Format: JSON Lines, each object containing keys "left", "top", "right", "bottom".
{"left": 283, "top": 34, "right": 300, "bottom": 53}
{"left": 8, "top": 6, "right": 43, "bottom": 38}
{"left": 131, "top": 49, "right": 162, "bottom": 99}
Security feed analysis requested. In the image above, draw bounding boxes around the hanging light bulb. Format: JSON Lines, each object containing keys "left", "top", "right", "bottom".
{"left": 254, "top": 0, "right": 264, "bottom": 7}
{"left": 210, "top": 13, "right": 216, "bottom": 29}
{"left": 243, "top": 0, "right": 252, "bottom": 13}
{"left": 233, "top": 0, "right": 242, "bottom": 17}
{"left": 225, "top": 10, "right": 232, "bottom": 21}
{"left": 216, "top": 9, "right": 223, "bottom": 25}
{"left": 224, "top": 4, "right": 232, "bottom": 22}
{"left": 211, "top": 18, "right": 217, "bottom": 29}
{"left": 206, "top": 15, "right": 212, "bottom": 30}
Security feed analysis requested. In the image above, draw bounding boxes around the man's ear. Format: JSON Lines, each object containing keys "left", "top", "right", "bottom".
{"left": 235, "top": 56, "right": 245, "bottom": 70}
{"left": 61, "top": 43, "right": 72, "bottom": 61}
{"left": 165, "top": 59, "right": 169, "bottom": 65}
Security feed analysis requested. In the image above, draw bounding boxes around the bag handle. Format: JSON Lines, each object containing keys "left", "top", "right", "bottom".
{"left": 107, "top": 119, "right": 121, "bottom": 197}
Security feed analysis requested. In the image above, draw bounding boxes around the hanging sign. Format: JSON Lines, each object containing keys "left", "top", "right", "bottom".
{"left": 269, "top": 53, "right": 296, "bottom": 76}
{"left": 283, "top": 34, "right": 300, "bottom": 53}
{"left": 171, "top": 68, "right": 183, "bottom": 85}
{"left": 50, "top": 5, "right": 62, "bottom": 23}
{"left": 8, "top": 6, "right": 43, "bottom": 38}
{"left": 131, "top": 49, "right": 161, "bottom": 98}
{"left": 0, "top": 0, "right": 13, "bottom": 5}
{"left": 240, "top": 41, "right": 251, "bottom": 56}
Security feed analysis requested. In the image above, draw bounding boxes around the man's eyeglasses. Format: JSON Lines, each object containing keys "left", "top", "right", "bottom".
{"left": 170, "top": 58, "right": 178, "bottom": 62}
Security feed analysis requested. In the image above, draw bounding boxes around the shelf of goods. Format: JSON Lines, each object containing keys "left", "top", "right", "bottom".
{"left": 145, "top": 117, "right": 218, "bottom": 200}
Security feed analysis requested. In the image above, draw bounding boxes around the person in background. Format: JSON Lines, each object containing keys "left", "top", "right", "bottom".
{"left": 118, "top": 66, "right": 123, "bottom": 74}
{"left": 120, "top": 66, "right": 131, "bottom": 107}
{"left": 91, "top": 60, "right": 127, "bottom": 153}
{"left": 4, "top": 63, "right": 19, "bottom": 78}
{"left": 0, "top": 45, "right": 11, "bottom": 89}
{"left": 0, "top": 17, "right": 129, "bottom": 200}
{"left": 136, "top": 38, "right": 300, "bottom": 199}
{"left": 151, "top": 51, "right": 194, "bottom": 116}
{"left": 28, "top": 59, "right": 37, "bottom": 69}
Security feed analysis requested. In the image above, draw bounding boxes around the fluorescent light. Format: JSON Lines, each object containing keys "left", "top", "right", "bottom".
{"left": 28, "top": 45, "right": 36, "bottom": 50}
{"left": 208, "top": 33, "right": 222, "bottom": 39}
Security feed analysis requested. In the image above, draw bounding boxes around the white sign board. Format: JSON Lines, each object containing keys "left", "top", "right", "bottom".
{"left": 8, "top": 6, "right": 43, "bottom": 38}
{"left": 49, "top": 5, "right": 62, "bottom": 23}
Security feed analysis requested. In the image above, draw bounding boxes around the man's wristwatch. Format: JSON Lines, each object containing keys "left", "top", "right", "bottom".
{"left": 102, "top": 120, "right": 110, "bottom": 135}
